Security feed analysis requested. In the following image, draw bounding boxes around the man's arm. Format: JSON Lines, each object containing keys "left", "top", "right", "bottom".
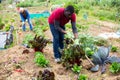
{"left": 71, "top": 22, "right": 78, "bottom": 39}
{"left": 54, "top": 20, "right": 67, "bottom": 34}
{"left": 20, "top": 13, "right": 25, "bottom": 22}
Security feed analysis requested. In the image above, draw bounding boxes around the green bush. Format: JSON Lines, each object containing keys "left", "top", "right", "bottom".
{"left": 111, "top": 46, "right": 118, "bottom": 52}
{"left": 110, "top": 62, "right": 120, "bottom": 74}
{"left": 0, "top": 23, "right": 5, "bottom": 30}
{"left": 0, "top": 4, "right": 3, "bottom": 10}
{"left": 111, "top": 0, "right": 120, "bottom": 7}
{"left": 16, "top": 2, "right": 32, "bottom": 7}
{"left": 78, "top": 74, "right": 88, "bottom": 80}
{"left": 0, "top": 17, "right": 5, "bottom": 30}
{"left": 22, "top": 34, "right": 34, "bottom": 47}
{"left": 34, "top": 52, "right": 49, "bottom": 67}
{"left": 78, "top": 2, "right": 91, "bottom": 10}
{"left": 92, "top": 10, "right": 116, "bottom": 21}
{"left": 5, "top": 24, "right": 11, "bottom": 31}
{"left": 37, "top": 0, "right": 46, "bottom": 2}
{"left": 8, "top": 0, "right": 13, "bottom": 4}
{"left": 64, "top": 2, "right": 80, "bottom": 15}
{"left": 71, "top": 64, "right": 82, "bottom": 73}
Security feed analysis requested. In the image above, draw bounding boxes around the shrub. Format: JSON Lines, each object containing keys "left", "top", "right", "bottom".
{"left": 0, "top": 17, "right": 5, "bottom": 30}
{"left": 0, "top": 23, "right": 5, "bottom": 30}
{"left": 16, "top": 2, "right": 32, "bottom": 7}
{"left": 92, "top": 10, "right": 116, "bottom": 21}
{"left": 64, "top": 2, "right": 80, "bottom": 15}
{"left": 111, "top": 0, "right": 120, "bottom": 7}
{"left": 78, "top": 74, "right": 88, "bottom": 80}
{"left": 36, "top": 69, "right": 55, "bottom": 80}
{"left": 34, "top": 52, "right": 49, "bottom": 67}
{"left": 37, "top": 0, "right": 46, "bottom": 2}
{"left": 110, "top": 62, "right": 120, "bottom": 74}
{"left": 71, "top": 64, "right": 82, "bottom": 73}
{"left": 111, "top": 46, "right": 118, "bottom": 52}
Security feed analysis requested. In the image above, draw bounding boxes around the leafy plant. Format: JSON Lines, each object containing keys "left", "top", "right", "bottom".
{"left": 22, "top": 34, "right": 34, "bottom": 47}
{"left": 85, "top": 47, "right": 94, "bottom": 57}
{"left": 0, "top": 23, "right": 4, "bottom": 30}
{"left": 64, "top": 32, "right": 74, "bottom": 47}
{"left": 5, "top": 24, "right": 11, "bottom": 31}
{"left": 94, "top": 38, "right": 109, "bottom": 46}
{"left": 29, "top": 35, "right": 51, "bottom": 51}
{"left": 78, "top": 74, "right": 88, "bottom": 80}
{"left": 37, "top": 69, "right": 55, "bottom": 80}
{"left": 110, "top": 62, "right": 120, "bottom": 74}
{"left": 111, "top": 46, "right": 118, "bottom": 52}
{"left": 62, "top": 34, "right": 98, "bottom": 69}
{"left": 91, "top": 46, "right": 112, "bottom": 73}
{"left": 77, "top": 24, "right": 89, "bottom": 32}
{"left": 0, "top": 17, "right": 5, "bottom": 30}
{"left": 92, "top": 10, "right": 116, "bottom": 21}
{"left": 33, "top": 25, "right": 44, "bottom": 35}
{"left": 33, "top": 18, "right": 48, "bottom": 35}
{"left": 71, "top": 64, "right": 82, "bottom": 73}
{"left": 8, "top": 0, "right": 13, "bottom": 4}
{"left": 64, "top": 1, "right": 80, "bottom": 15}
{"left": 61, "top": 40, "right": 84, "bottom": 69}
{"left": 10, "top": 18, "right": 15, "bottom": 23}
{"left": 34, "top": 52, "right": 49, "bottom": 67}
{"left": 37, "top": 0, "right": 46, "bottom": 2}
{"left": 0, "top": 4, "right": 3, "bottom": 10}
{"left": 16, "top": 1, "right": 32, "bottom": 7}
{"left": 111, "top": 0, "right": 120, "bottom": 7}
{"left": 78, "top": 34, "right": 97, "bottom": 53}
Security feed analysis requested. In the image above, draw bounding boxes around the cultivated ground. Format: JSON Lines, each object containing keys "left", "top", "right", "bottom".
{"left": 0, "top": 3, "right": 120, "bottom": 80}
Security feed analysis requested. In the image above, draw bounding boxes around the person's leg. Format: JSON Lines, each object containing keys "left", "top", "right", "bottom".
{"left": 59, "top": 26, "right": 65, "bottom": 57}
{"left": 22, "top": 22, "right": 26, "bottom": 31}
{"left": 49, "top": 24, "right": 61, "bottom": 59}
{"left": 21, "top": 18, "right": 26, "bottom": 31}
{"left": 59, "top": 26, "right": 65, "bottom": 49}
{"left": 27, "top": 18, "right": 33, "bottom": 31}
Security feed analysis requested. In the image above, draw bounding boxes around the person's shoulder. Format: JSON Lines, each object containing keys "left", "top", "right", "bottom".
{"left": 71, "top": 13, "right": 76, "bottom": 20}
{"left": 54, "top": 7, "right": 64, "bottom": 13}
{"left": 72, "top": 13, "right": 76, "bottom": 16}
{"left": 56, "top": 7, "right": 64, "bottom": 11}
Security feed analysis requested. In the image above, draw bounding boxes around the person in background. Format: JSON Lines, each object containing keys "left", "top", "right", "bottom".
{"left": 48, "top": 5, "right": 78, "bottom": 63}
{"left": 17, "top": 7, "right": 33, "bottom": 31}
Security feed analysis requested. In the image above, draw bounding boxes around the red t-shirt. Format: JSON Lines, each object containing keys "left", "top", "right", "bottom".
{"left": 48, "top": 8, "right": 76, "bottom": 26}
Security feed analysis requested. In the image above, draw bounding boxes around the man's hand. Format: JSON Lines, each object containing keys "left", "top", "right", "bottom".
{"left": 74, "top": 33, "right": 78, "bottom": 39}
{"left": 25, "top": 19, "right": 28, "bottom": 22}
{"left": 62, "top": 30, "right": 67, "bottom": 34}
{"left": 22, "top": 22, "right": 25, "bottom": 25}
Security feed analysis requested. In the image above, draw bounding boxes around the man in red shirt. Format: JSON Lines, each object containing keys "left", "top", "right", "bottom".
{"left": 48, "top": 5, "right": 78, "bottom": 63}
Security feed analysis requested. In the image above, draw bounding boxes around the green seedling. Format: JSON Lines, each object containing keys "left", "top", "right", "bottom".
{"left": 71, "top": 64, "right": 82, "bottom": 73}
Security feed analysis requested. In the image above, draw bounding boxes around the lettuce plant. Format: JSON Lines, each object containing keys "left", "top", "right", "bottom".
{"left": 111, "top": 46, "right": 118, "bottom": 52}
{"left": 71, "top": 64, "right": 82, "bottom": 73}
{"left": 34, "top": 52, "right": 49, "bottom": 67}
{"left": 78, "top": 74, "right": 88, "bottom": 80}
{"left": 110, "top": 62, "right": 120, "bottom": 73}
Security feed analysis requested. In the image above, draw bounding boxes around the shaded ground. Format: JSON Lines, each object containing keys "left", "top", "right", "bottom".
{"left": 0, "top": 26, "right": 120, "bottom": 80}
{"left": 0, "top": 4, "right": 120, "bottom": 80}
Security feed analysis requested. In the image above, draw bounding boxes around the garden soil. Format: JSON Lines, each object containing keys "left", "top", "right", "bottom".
{"left": 0, "top": 6, "right": 120, "bottom": 80}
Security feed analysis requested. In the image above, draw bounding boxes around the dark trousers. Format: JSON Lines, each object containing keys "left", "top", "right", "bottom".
{"left": 22, "top": 18, "right": 33, "bottom": 31}
{"left": 49, "top": 24, "right": 65, "bottom": 58}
